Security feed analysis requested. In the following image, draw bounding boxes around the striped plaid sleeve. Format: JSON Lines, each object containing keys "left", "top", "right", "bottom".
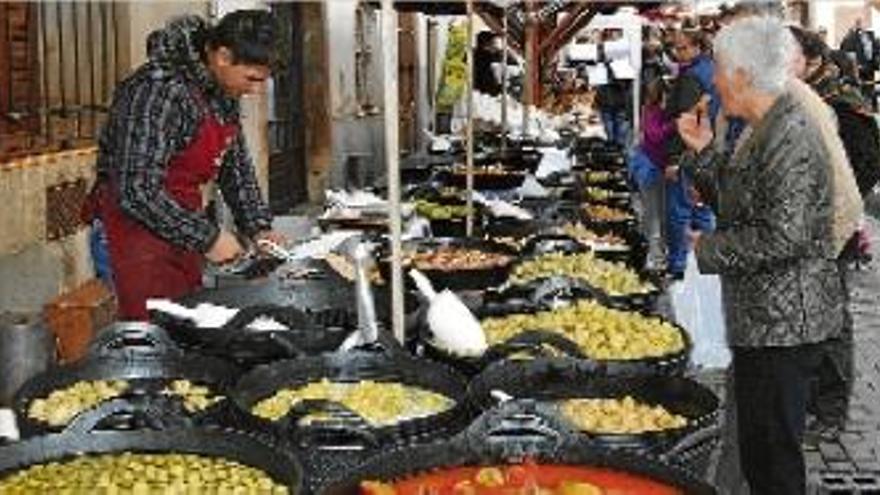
{"left": 116, "top": 79, "right": 221, "bottom": 253}
{"left": 217, "top": 129, "right": 273, "bottom": 238}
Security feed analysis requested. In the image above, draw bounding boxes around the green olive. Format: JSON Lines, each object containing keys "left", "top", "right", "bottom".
{"left": 0, "top": 453, "right": 289, "bottom": 494}
{"left": 252, "top": 379, "right": 454, "bottom": 425}
{"left": 481, "top": 299, "right": 684, "bottom": 361}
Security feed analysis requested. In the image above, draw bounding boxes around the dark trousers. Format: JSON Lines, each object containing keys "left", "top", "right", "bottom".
{"left": 599, "top": 109, "right": 631, "bottom": 149}
{"left": 734, "top": 343, "right": 826, "bottom": 495}
{"left": 809, "top": 260, "right": 855, "bottom": 428}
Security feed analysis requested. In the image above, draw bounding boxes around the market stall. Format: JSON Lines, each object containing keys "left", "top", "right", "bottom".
{"left": 0, "top": 2, "right": 724, "bottom": 494}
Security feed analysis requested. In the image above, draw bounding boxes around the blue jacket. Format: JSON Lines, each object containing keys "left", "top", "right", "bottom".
{"left": 683, "top": 54, "right": 720, "bottom": 125}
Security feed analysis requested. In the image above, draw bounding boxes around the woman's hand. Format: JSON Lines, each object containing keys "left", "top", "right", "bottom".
{"left": 676, "top": 111, "right": 713, "bottom": 153}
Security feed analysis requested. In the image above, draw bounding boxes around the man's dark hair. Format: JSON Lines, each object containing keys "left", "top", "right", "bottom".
{"left": 207, "top": 9, "right": 276, "bottom": 66}
{"left": 789, "top": 25, "right": 828, "bottom": 61}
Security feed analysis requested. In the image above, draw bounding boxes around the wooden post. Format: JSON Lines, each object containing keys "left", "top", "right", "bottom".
{"left": 380, "top": 0, "right": 404, "bottom": 344}
{"left": 465, "top": 0, "right": 475, "bottom": 237}
{"left": 501, "top": 2, "right": 508, "bottom": 150}
{"left": 522, "top": 0, "right": 539, "bottom": 134}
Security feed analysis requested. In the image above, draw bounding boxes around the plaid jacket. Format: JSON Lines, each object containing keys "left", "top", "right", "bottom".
{"left": 95, "top": 15, "right": 272, "bottom": 253}
{"left": 682, "top": 93, "right": 846, "bottom": 348}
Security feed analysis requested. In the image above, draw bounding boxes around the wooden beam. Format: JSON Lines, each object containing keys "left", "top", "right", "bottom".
{"left": 475, "top": 4, "right": 524, "bottom": 55}
{"left": 301, "top": 2, "right": 333, "bottom": 204}
{"left": 523, "top": 0, "right": 541, "bottom": 110}
{"left": 539, "top": 2, "right": 596, "bottom": 59}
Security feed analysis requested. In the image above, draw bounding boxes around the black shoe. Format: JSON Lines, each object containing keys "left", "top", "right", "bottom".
{"left": 804, "top": 417, "right": 843, "bottom": 449}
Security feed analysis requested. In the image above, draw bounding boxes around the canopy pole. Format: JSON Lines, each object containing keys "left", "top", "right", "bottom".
{"left": 522, "top": 0, "right": 537, "bottom": 136}
{"left": 381, "top": 0, "right": 404, "bottom": 344}
{"left": 465, "top": 0, "right": 475, "bottom": 237}
{"left": 501, "top": 2, "right": 508, "bottom": 151}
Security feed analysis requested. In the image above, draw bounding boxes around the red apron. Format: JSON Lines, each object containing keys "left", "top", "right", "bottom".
{"left": 99, "top": 94, "right": 237, "bottom": 320}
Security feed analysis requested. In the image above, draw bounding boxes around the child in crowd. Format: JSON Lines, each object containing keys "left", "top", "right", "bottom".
{"left": 630, "top": 78, "right": 676, "bottom": 272}
{"left": 663, "top": 75, "right": 716, "bottom": 280}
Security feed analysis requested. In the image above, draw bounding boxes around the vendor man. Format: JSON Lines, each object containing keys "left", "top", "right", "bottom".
{"left": 90, "top": 11, "right": 284, "bottom": 320}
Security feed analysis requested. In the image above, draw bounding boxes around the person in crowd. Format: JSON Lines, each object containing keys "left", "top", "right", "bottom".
{"left": 674, "top": 29, "right": 720, "bottom": 122}
{"left": 595, "top": 29, "right": 633, "bottom": 148}
{"left": 840, "top": 18, "right": 880, "bottom": 107}
{"left": 789, "top": 25, "right": 875, "bottom": 441}
{"left": 85, "top": 11, "right": 283, "bottom": 320}
{"left": 475, "top": 31, "right": 504, "bottom": 96}
{"left": 663, "top": 30, "right": 721, "bottom": 280}
{"left": 676, "top": 17, "right": 848, "bottom": 495}
{"left": 791, "top": 27, "right": 880, "bottom": 200}
{"left": 641, "top": 32, "right": 669, "bottom": 86}
{"left": 631, "top": 77, "right": 675, "bottom": 271}
{"left": 663, "top": 74, "right": 715, "bottom": 280}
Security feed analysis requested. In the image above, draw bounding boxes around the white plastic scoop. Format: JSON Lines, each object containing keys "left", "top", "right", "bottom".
{"left": 409, "top": 269, "right": 487, "bottom": 357}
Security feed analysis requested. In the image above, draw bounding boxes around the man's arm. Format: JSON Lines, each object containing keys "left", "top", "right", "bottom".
{"left": 217, "top": 130, "right": 274, "bottom": 239}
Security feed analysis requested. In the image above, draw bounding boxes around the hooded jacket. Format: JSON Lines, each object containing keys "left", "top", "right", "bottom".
{"left": 95, "top": 15, "right": 272, "bottom": 253}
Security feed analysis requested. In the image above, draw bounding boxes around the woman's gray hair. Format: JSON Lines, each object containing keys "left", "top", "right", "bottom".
{"left": 713, "top": 16, "right": 794, "bottom": 95}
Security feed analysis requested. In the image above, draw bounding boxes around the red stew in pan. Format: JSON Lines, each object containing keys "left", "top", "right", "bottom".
{"left": 361, "top": 460, "right": 684, "bottom": 495}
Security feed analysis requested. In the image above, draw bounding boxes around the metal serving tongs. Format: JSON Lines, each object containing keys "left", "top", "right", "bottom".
{"left": 255, "top": 238, "right": 324, "bottom": 279}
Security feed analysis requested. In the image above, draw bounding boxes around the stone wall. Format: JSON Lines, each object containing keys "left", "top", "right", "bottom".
{"left": 0, "top": 149, "right": 97, "bottom": 313}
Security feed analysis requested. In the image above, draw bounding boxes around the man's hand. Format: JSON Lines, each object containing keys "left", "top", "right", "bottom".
{"left": 676, "top": 111, "right": 713, "bottom": 153}
{"left": 254, "top": 230, "right": 288, "bottom": 250}
{"left": 206, "top": 231, "right": 244, "bottom": 264}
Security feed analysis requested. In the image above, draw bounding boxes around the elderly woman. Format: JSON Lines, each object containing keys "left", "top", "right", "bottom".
{"left": 676, "top": 17, "right": 847, "bottom": 495}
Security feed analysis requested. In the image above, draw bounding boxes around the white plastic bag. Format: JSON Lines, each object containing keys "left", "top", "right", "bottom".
{"left": 670, "top": 253, "right": 731, "bottom": 369}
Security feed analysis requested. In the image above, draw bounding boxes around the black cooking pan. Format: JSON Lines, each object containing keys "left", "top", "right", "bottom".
{"left": 151, "top": 304, "right": 357, "bottom": 369}
{"left": 399, "top": 154, "right": 453, "bottom": 185}
{"left": 506, "top": 252, "right": 661, "bottom": 313}
{"left": 317, "top": 216, "right": 389, "bottom": 233}
{"left": 484, "top": 215, "right": 539, "bottom": 240}
{"left": 466, "top": 359, "right": 721, "bottom": 475}
{"left": 475, "top": 147, "right": 544, "bottom": 174}
{"left": 319, "top": 400, "right": 716, "bottom": 495}
{"left": 231, "top": 346, "right": 471, "bottom": 444}
{"left": 579, "top": 170, "right": 630, "bottom": 192}
{"left": 520, "top": 233, "right": 590, "bottom": 258}
{"left": 412, "top": 194, "right": 487, "bottom": 238}
{"left": 376, "top": 237, "right": 518, "bottom": 293}
{"left": 412, "top": 295, "right": 691, "bottom": 379}
{"left": 583, "top": 190, "right": 632, "bottom": 210}
{"left": 13, "top": 323, "right": 240, "bottom": 438}
{"left": 0, "top": 399, "right": 302, "bottom": 493}
{"left": 440, "top": 168, "right": 528, "bottom": 191}
{"left": 230, "top": 345, "right": 473, "bottom": 493}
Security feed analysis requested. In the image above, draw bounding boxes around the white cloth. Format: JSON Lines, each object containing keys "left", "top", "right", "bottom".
{"left": 0, "top": 409, "right": 19, "bottom": 441}
{"left": 535, "top": 147, "right": 572, "bottom": 179}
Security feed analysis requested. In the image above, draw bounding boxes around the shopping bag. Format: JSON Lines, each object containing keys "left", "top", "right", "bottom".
{"left": 670, "top": 253, "right": 731, "bottom": 369}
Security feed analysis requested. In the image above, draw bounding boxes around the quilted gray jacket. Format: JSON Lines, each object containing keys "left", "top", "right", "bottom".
{"left": 682, "top": 92, "right": 846, "bottom": 348}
